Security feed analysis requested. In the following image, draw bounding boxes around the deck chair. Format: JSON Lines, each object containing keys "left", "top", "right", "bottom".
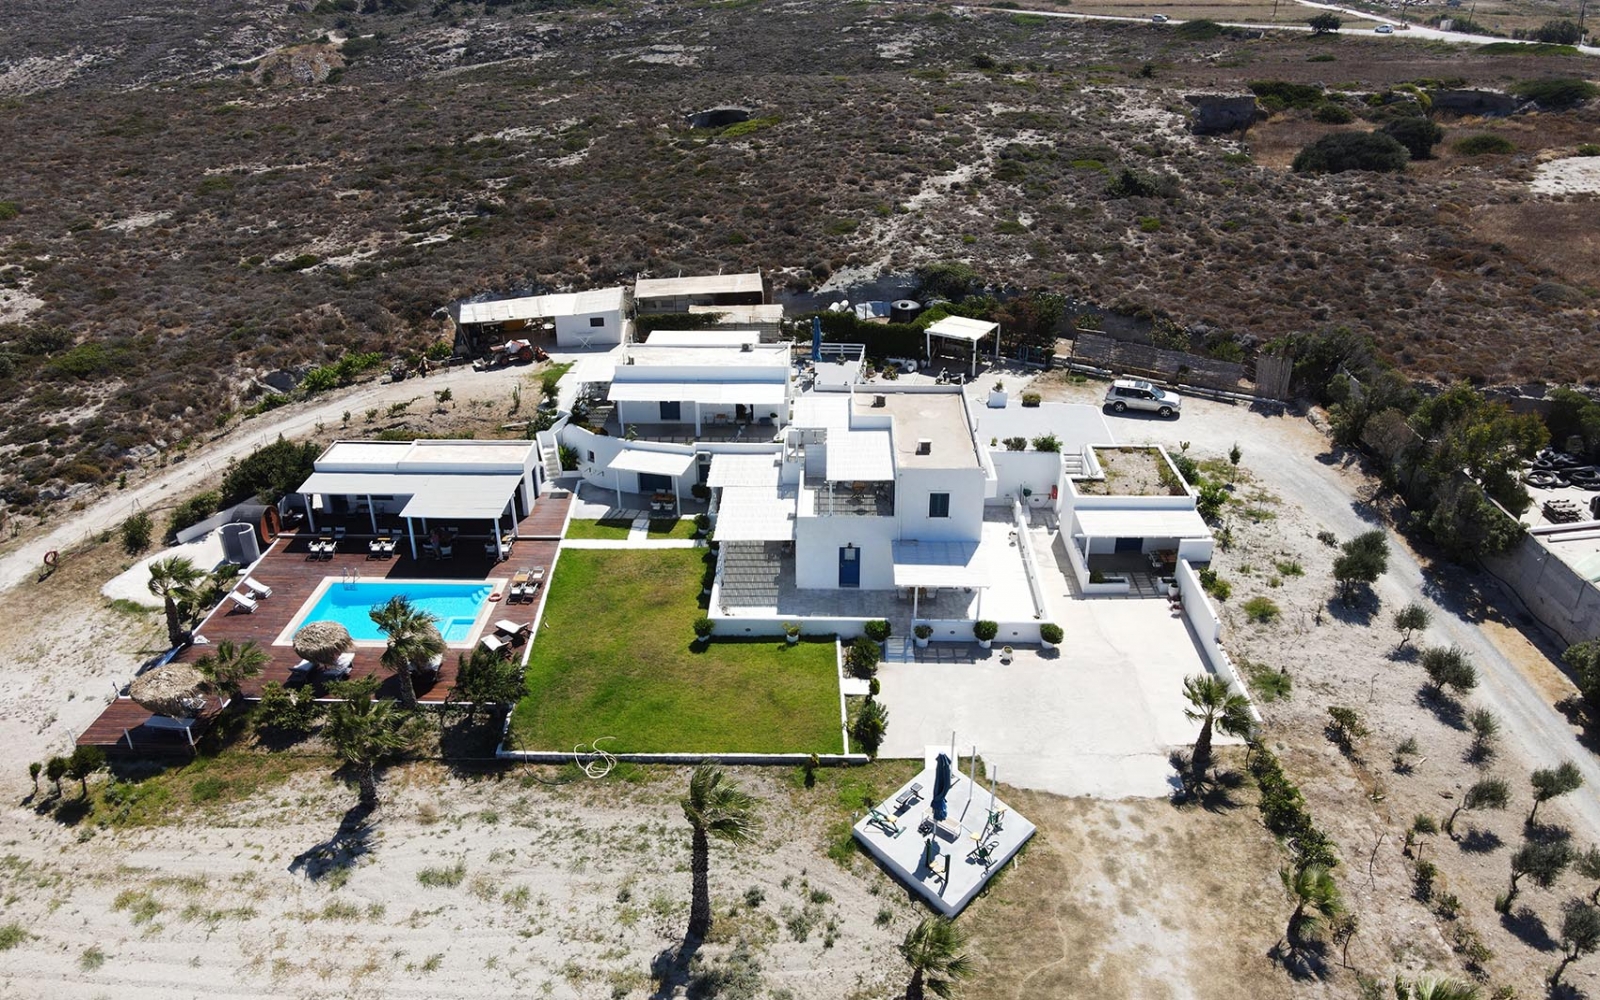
{"left": 510, "top": 568, "right": 531, "bottom": 601}
{"left": 242, "top": 577, "right": 272, "bottom": 599}
{"left": 226, "top": 591, "right": 259, "bottom": 614}
{"left": 493, "top": 619, "right": 530, "bottom": 641}
{"left": 479, "top": 633, "right": 509, "bottom": 656}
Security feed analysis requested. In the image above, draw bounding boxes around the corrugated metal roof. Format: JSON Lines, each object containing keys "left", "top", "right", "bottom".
{"left": 891, "top": 540, "right": 988, "bottom": 588}
{"left": 606, "top": 449, "right": 697, "bottom": 478}
{"left": 826, "top": 430, "right": 894, "bottom": 482}
{"left": 708, "top": 453, "right": 782, "bottom": 488}
{"left": 926, "top": 316, "right": 999, "bottom": 342}
{"left": 457, "top": 286, "right": 625, "bottom": 326}
{"left": 1073, "top": 507, "right": 1210, "bottom": 539}
{"left": 714, "top": 486, "right": 796, "bottom": 541}
{"left": 634, "top": 273, "right": 763, "bottom": 298}
{"left": 607, "top": 381, "right": 788, "bottom": 406}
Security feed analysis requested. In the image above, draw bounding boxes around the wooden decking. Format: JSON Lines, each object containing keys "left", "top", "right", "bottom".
{"left": 76, "top": 492, "right": 571, "bottom": 751}
{"left": 76, "top": 696, "right": 227, "bottom": 756}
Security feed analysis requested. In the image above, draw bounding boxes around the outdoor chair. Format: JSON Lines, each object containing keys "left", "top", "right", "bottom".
{"left": 368, "top": 539, "right": 385, "bottom": 557}
{"left": 493, "top": 619, "right": 531, "bottom": 641}
{"left": 437, "top": 543, "right": 453, "bottom": 559}
{"left": 479, "top": 633, "right": 509, "bottom": 656}
{"left": 379, "top": 538, "right": 396, "bottom": 557}
{"left": 242, "top": 577, "right": 272, "bottom": 599}
{"left": 226, "top": 591, "right": 260, "bottom": 614}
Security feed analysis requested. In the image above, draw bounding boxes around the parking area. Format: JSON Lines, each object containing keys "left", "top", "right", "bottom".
{"left": 875, "top": 599, "right": 1219, "bottom": 798}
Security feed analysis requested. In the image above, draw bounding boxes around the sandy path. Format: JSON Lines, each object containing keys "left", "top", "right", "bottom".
{"left": 0, "top": 361, "right": 544, "bottom": 594}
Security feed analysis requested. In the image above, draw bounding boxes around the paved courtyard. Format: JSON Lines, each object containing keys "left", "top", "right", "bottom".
{"left": 874, "top": 598, "right": 1219, "bottom": 798}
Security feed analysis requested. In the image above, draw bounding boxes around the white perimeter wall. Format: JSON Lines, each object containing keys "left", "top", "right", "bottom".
{"left": 989, "top": 451, "right": 1063, "bottom": 509}
{"left": 1175, "top": 558, "right": 1261, "bottom": 722}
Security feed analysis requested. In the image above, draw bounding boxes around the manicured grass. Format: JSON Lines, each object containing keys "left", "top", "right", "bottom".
{"left": 510, "top": 549, "right": 842, "bottom": 753}
{"left": 565, "top": 517, "right": 636, "bottom": 540}
{"left": 647, "top": 517, "right": 700, "bottom": 539}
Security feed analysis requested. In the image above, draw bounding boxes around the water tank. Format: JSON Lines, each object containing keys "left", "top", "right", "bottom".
{"left": 219, "top": 522, "right": 261, "bottom": 566}
{"left": 890, "top": 300, "right": 922, "bottom": 324}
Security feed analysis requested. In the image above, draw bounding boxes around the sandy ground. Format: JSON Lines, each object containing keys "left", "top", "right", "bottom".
{"left": 1531, "top": 156, "right": 1600, "bottom": 195}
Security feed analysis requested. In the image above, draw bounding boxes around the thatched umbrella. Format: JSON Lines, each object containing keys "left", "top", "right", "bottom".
{"left": 130, "top": 663, "right": 208, "bottom": 719}
{"left": 294, "top": 621, "right": 353, "bottom": 669}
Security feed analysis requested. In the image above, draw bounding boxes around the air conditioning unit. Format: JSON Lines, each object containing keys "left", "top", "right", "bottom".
{"left": 916, "top": 439, "right": 932, "bottom": 455}
{"left": 873, "top": 394, "right": 887, "bottom": 407}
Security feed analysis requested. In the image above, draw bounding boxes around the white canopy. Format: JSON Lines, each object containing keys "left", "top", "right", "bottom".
{"left": 606, "top": 449, "right": 697, "bottom": 478}
{"left": 398, "top": 476, "right": 523, "bottom": 520}
{"left": 1073, "top": 507, "right": 1211, "bottom": 539}
{"left": 714, "top": 486, "right": 796, "bottom": 541}
{"left": 826, "top": 430, "right": 894, "bottom": 482}
{"left": 891, "top": 541, "right": 988, "bottom": 588}
{"left": 607, "top": 381, "right": 788, "bottom": 406}
{"left": 925, "top": 316, "right": 998, "bottom": 342}
{"left": 708, "top": 452, "right": 782, "bottom": 488}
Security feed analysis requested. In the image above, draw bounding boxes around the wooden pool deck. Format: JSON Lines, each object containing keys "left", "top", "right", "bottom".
{"left": 75, "top": 492, "right": 571, "bottom": 752}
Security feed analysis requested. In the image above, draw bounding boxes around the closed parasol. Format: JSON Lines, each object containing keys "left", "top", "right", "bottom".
{"left": 129, "top": 663, "right": 208, "bottom": 719}
{"left": 294, "top": 621, "right": 353, "bottom": 668}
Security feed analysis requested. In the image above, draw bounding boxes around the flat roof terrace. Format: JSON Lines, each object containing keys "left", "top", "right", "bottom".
{"left": 855, "top": 391, "right": 982, "bottom": 471}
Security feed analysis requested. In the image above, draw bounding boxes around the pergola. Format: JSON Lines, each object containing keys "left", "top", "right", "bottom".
{"left": 604, "top": 448, "right": 698, "bottom": 514}
{"left": 296, "top": 470, "right": 525, "bottom": 561}
{"left": 608, "top": 380, "right": 788, "bottom": 435}
{"left": 924, "top": 316, "right": 1000, "bottom": 379}
{"left": 892, "top": 540, "right": 990, "bottom": 620}
{"left": 1072, "top": 507, "right": 1211, "bottom": 552}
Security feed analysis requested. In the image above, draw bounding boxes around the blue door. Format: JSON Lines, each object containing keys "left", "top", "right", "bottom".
{"left": 839, "top": 546, "right": 860, "bottom": 588}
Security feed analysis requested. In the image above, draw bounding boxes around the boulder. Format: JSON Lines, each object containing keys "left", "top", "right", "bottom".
{"left": 1428, "top": 89, "right": 1520, "bottom": 117}
{"left": 1185, "top": 94, "right": 1263, "bottom": 135}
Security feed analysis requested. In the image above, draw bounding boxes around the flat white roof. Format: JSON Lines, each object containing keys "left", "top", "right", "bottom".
{"left": 826, "top": 430, "right": 895, "bottom": 482}
{"left": 606, "top": 448, "right": 697, "bottom": 479}
{"left": 299, "top": 471, "right": 420, "bottom": 496}
{"left": 978, "top": 403, "right": 1116, "bottom": 456}
{"left": 319, "top": 439, "right": 535, "bottom": 474}
{"left": 792, "top": 395, "right": 852, "bottom": 431}
{"left": 634, "top": 273, "right": 763, "bottom": 299}
{"left": 708, "top": 452, "right": 782, "bottom": 488}
{"left": 1074, "top": 507, "right": 1211, "bottom": 539}
{"left": 926, "top": 316, "right": 998, "bottom": 342}
{"left": 645, "top": 330, "right": 761, "bottom": 347}
{"left": 891, "top": 540, "right": 988, "bottom": 588}
{"left": 859, "top": 391, "right": 981, "bottom": 471}
{"left": 624, "top": 345, "right": 789, "bottom": 367}
{"left": 689, "top": 304, "right": 784, "bottom": 322}
{"left": 458, "top": 286, "right": 625, "bottom": 326}
{"left": 608, "top": 382, "right": 788, "bottom": 407}
{"left": 714, "top": 486, "right": 796, "bottom": 541}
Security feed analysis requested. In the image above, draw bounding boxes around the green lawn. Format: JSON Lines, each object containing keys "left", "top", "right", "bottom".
{"left": 510, "top": 549, "right": 842, "bottom": 753}
{"left": 565, "top": 517, "right": 701, "bottom": 540}
{"left": 647, "top": 517, "right": 700, "bottom": 539}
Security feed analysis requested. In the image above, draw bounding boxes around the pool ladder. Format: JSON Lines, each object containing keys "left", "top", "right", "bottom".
{"left": 342, "top": 566, "right": 362, "bottom": 590}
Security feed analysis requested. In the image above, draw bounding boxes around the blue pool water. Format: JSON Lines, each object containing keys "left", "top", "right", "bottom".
{"left": 300, "top": 581, "right": 493, "bottom": 643}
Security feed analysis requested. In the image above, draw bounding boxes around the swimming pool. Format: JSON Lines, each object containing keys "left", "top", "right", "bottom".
{"left": 294, "top": 580, "right": 495, "bottom": 644}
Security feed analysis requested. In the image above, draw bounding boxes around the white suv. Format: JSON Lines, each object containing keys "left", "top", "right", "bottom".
{"left": 1104, "top": 379, "right": 1181, "bottom": 418}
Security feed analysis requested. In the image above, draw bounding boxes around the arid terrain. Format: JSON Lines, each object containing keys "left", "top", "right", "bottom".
{"left": 1, "top": 0, "right": 1598, "bottom": 519}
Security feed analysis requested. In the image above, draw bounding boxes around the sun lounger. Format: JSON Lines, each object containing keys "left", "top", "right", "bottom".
{"left": 242, "top": 576, "right": 272, "bottom": 599}
{"left": 379, "top": 538, "right": 395, "bottom": 557}
{"left": 226, "top": 591, "right": 259, "bottom": 614}
{"left": 479, "top": 633, "right": 509, "bottom": 656}
{"left": 494, "top": 619, "right": 531, "bottom": 641}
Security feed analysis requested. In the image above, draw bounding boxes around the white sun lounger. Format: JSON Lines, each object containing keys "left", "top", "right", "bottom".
{"left": 226, "top": 591, "right": 259, "bottom": 614}
{"left": 479, "top": 634, "right": 509, "bottom": 655}
{"left": 242, "top": 576, "right": 272, "bottom": 599}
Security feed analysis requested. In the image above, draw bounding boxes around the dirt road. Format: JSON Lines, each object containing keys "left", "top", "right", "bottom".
{"left": 0, "top": 361, "right": 535, "bottom": 594}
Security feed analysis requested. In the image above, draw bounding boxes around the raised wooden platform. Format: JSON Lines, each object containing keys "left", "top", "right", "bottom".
{"left": 76, "top": 696, "right": 226, "bottom": 755}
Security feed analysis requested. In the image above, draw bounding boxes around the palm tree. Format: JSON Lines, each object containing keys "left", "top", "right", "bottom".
{"left": 1281, "top": 864, "right": 1344, "bottom": 946}
{"left": 193, "top": 640, "right": 269, "bottom": 699}
{"left": 1182, "top": 673, "right": 1253, "bottom": 786}
{"left": 148, "top": 556, "right": 204, "bottom": 648}
{"left": 900, "top": 916, "right": 973, "bottom": 1000}
{"left": 370, "top": 596, "right": 444, "bottom": 709}
{"left": 323, "top": 678, "right": 415, "bottom": 809}
{"left": 680, "top": 764, "right": 759, "bottom": 943}
{"left": 1394, "top": 974, "right": 1481, "bottom": 1000}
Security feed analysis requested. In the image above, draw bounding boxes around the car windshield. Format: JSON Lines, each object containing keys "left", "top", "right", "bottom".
{"left": 1150, "top": 387, "right": 1166, "bottom": 399}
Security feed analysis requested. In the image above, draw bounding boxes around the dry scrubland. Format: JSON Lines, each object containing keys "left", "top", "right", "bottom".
{"left": 0, "top": 0, "right": 1597, "bottom": 515}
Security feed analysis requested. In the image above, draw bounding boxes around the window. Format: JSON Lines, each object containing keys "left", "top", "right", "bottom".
{"left": 928, "top": 492, "right": 950, "bottom": 518}
{"left": 587, "top": 450, "right": 595, "bottom": 463}
{"left": 588, "top": 316, "right": 605, "bottom": 328}
{"left": 659, "top": 401, "right": 681, "bottom": 421}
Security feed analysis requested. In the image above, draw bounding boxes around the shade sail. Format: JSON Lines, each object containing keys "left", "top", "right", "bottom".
{"left": 606, "top": 448, "right": 697, "bottom": 478}
{"left": 708, "top": 452, "right": 782, "bottom": 488}
{"left": 1073, "top": 507, "right": 1211, "bottom": 539}
{"left": 892, "top": 540, "right": 988, "bottom": 588}
{"left": 925, "top": 316, "right": 998, "bottom": 342}
{"left": 825, "top": 430, "right": 894, "bottom": 482}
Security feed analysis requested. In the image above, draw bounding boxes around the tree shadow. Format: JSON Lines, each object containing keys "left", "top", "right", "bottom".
{"left": 1387, "top": 645, "right": 1421, "bottom": 664}
{"left": 44, "top": 794, "right": 91, "bottom": 827}
{"left": 1326, "top": 592, "right": 1378, "bottom": 626}
{"left": 1525, "top": 821, "right": 1573, "bottom": 846}
{"left": 1415, "top": 686, "right": 1468, "bottom": 730}
{"left": 1457, "top": 827, "right": 1504, "bottom": 854}
{"left": 288, "top": 802, "right": 377, "bottom": 882}
{"left": 1553, "top": 696, "right": 1600, "bottom": 757}
{"left": 1548, "top": 980, "right": 1590, "bottom": 1000}
{"left": 649, "top": 936, "right": 703, "bottom": 1000}
{"left": 439, "top": 709, "right": 506, "bottom": 762}
{"left": 1500, "top": 905, "right": 1559, "bottom": 952}
{"left": 1268, "top": 935, "right": 1331, "bottom": 981}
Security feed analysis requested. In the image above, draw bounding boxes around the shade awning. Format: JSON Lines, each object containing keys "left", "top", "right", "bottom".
{"left": 892, "top": 541, "right": 988, "bottom": 588}
{"left": 398, "top": 475, "right": 523, "bottom": 520}
{"left": 607, "top": 381, "right": 788, "bottom": 407}
{"left": 606, "top": 448, "right": 697, "bottom": 478}
{"left": 714, "top": 486, "right": 796, "bottom": 541}
{"left": 826, "top": 430, "right": 894, "bottom": 482}
{"left": 708, "top": 452, "right": 782, "bottom": 488}
{"left": 926, "top": 316, "right": 998, "bottom": 342}
{"left": 1073, "top": 507, "right": 1211, "bottom": 539}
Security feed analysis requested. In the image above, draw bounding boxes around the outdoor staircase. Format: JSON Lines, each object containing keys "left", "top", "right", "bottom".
{"left": 1061, "top": 450, "right": 1086, "bottom": 478}
{"left": 540, "top": 443, "right": 564, "bottom": 483}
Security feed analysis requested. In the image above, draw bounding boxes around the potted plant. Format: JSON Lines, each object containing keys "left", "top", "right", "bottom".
{"left": 694, "top": 513, "right": 711, "bottom": 537}
{"left": 692, "top": 617, "right": 714, "bottom": 645}
{"left": 988, "top": 380, "right": 1008, "bottom": 409}
{"left": 1000, "top": 645, "right": 1015, "bottom": 664}
{"left": 783, "top": 622, "right": 801, "bottom": 645}
{"left": 1039, "top": 622, "right": 1063, "bottom": 651}
{"left": 913, "top": 623, "right": 933, "bottom": 649}
{"left": 864, "top": 619, "right": 892, "bottom": 651}
{"left": 973, "top": 620, "right": 999, "bottom": 650}
{"left": 691, "top": 482, "right": 711, "bottom": 502}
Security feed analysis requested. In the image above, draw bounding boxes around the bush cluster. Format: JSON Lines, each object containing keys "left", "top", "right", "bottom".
{"left": 1250, "top": 747, "right": 1338, "bottom": 871}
